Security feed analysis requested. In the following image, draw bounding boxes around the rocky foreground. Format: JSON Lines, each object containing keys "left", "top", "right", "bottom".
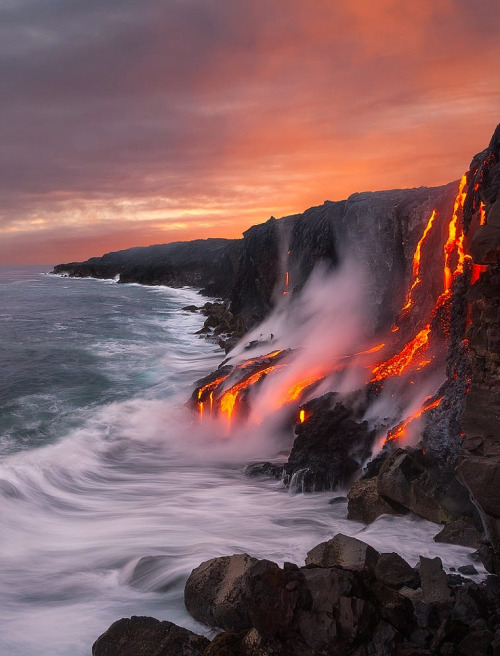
{"left": 93, "top": 533, "right": 500, "bottom": 656}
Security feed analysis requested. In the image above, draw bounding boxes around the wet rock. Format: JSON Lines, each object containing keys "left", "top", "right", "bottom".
{"left": 305, "top": 533, "right": 379, "bottom": 571}
{"left": 296, "top": 567, "right": 353, "bottom": 651}
{"left": 184, "top": 554, "right": 258, "bottom": 631}
{"left": 283, "top": 392, "right": 376, "bottom": 492}
{"left": 203, "top": 631, "right": 246, "bottom": 656}
{"left": 244, "top": 462, "right": 283, "bottom": 480}
{"left": 336, "top": 595, "right": 377, "bottom": 642}
{"left": 374, "top": 552, "right": 418, "bottom": 589}
{"left": 457, "top": 565, "right": 478, "bottom": 575}
{"left": 433, "top": 517, "right": 482, "bottom": 549}
{"left": 419, "top": 557, "right": 451, "bottom": 604}
{"left": 182, "top": 305, "right": 198, "bottom": 312}
{"left": 329, "top": 495, "right": 348, "bottom": 504}
{"left": 92, "top": 616, "right": 209, "bottom": 656}
{"left": 244, "top": 559, "right": 311, "bottom": 641}
{"left": 347, "top": 478, "right": 401, "bottom": 523}
{"left": 377, "top": 449, "right": 473, "bottom": 524}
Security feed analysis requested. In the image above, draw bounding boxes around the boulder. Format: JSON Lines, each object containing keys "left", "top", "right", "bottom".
{"left": 374, "top": 552, "right": 418, "bottom": 589}
{"left": 92, "top": 616, "right": 209, "bottom": 656}
{"left": 283, "top": 392, "right": 375, "bottom": 492}
{"left": 377, "top": 449, "right": 473, "bottom": 524}
{"left": 419, "top": 557, "right": 451, "bottom": 604}
{"left": 305, "top": 534, "right": 379, "bottom": 571}
{"left": 244, "top": 559, "right": 310, "bottom": 641}
{"left": 184, "top": 554, "right": 258, "bottom": 631}
{"left": 347, "top": 478, "right": 401, "bottom": 523}
{"left": 433, "top": 518, "right": 482, "bottom": 549}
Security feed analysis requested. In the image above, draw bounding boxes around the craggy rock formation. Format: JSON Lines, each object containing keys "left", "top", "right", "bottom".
{"left": 53, "top": 184, "right": 457, "bottom": 337}
{"left": 92, "top": 616, "right": 209, "bottom": 656}
{"left": 184, "top": 554, "right": 259, "bottom": 632}
{"left": 53, "top": 238, "right": 241, "bottom": 298}
{"left": 175, "top": 534, "right": 500, "bottom": 656}
{"left": 458, "top": 123, "right": 500, "bottom": 573}
{"left": 283, "top": 392, "right": 377, "bottom": 492}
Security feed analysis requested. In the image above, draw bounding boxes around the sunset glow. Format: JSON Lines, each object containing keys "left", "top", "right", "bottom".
{"left": 1, "top": 0, "right": 499, "bottom": 264}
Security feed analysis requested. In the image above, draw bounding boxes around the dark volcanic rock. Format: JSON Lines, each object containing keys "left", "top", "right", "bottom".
{"left": 244, "top": 461, "right": 283, "bottom": 480}
{"left": 347, "top": 478, "right": 402, "bottom": 523}
{"left": 184, "top": 554, "right": 258, "bottom": 631}
{"left": 92, "top": 616, "right": 209, "bottom": 656}
{"left": 459, "top": 122, "right": 500, "bottom": 571}
{"left": 419, "top": 557, "right": 451, "bottom": 604}
{"left": 434, "top": 518, "right": 482, "bottom": 549}
{"left": 374, "top": 553, "right": 418, "bottom": 589}
{"left": 377, "top": 448, "right": 475, "bottom": 524}
{"left": 305, "top": 533, "right": 379, "bottom": 571}
{"left": 283, "top": 392, "right": 376, "bottom": 492}
{"left": 53, "top": 238, "right": 240, "bottom": 298}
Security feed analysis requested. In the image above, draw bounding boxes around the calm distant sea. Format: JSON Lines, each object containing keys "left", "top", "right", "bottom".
{"left": 0, "top": 266, "right": 481, "bottom": 656}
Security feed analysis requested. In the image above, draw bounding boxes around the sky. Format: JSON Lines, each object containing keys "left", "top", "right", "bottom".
{"left": 1, "top": 0, "right": 500, "bottom": 265}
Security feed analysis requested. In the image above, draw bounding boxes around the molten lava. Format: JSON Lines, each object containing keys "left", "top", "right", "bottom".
{"left": 299, "top": 409, "right": 306, "bottom": 423}
{"left": 443, "top": 174, "right": 467, "bottom": 292}
{"left": 219, "top": 364, "right": 286, "bottom": 423}
{"left": 401, "top": 209, "right": 437, "bottom": 313}
{"left": 371, "top": 325, "right": 431, "bottom": 382}
{"left": 283, "top": 375, "right": 324, "bottom": 403}
{"left": 386, "top": 396, "right": 443, "bottom": 443}
{"left": 197, "top": 374, "right": 231, "bottom": 402}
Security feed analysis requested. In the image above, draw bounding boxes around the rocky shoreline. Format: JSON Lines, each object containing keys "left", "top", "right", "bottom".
{"left": 53, "top": 124, "right": 500, "bottom": 654}
{"left": 93, "top": 533, "right": 500, "bottom": 656}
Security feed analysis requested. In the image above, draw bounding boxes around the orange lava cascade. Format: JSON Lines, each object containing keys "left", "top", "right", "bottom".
{"left": 479, "top": 202, "right": 486, "bottom": 226}
{"left": 283, "top": 375, "right": 324, "bottom": 403}
{"left": 237, "top": 350, "right": 284, "bottom": 369}
{"left": 443, "top": 174, "right": 468, "bottom": 292}
{"left": 386, "top": 396, "right": 443, "bottom": 443}
{"left": 219, "top": 364, "right": 286, "bottom": 423}
{"left": 370, "top": 325, "right": 431, "bottom": 382}
{"left": 197, "top": 374, "right": 231, "bottom": 401}
{"left": 283, "top": 271, "right": 290, "bottom": 295}
{"left": 401, "top": 209, "right": 437, "bottom": 313}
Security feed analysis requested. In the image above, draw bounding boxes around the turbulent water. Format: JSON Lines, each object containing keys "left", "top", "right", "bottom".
{"left": 0, "top": 266, "right": 484, "bottom": 656}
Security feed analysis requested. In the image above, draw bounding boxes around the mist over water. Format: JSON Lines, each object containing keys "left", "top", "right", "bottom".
{"left": 0, "top": 267, "right": 483, "bottom": 656}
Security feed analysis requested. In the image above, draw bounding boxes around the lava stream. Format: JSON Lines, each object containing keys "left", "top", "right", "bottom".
{"left": 401, "top": 209, "right": 437, "bottom": 313}
{"left": 370, "top": 325, "right": 431, "bottom": 382}
{"left": 386, "top": 396, "right": 443, "bottom": 443}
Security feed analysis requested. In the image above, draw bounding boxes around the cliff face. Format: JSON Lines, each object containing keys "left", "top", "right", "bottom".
{"left": 52, "top": 238, "right": 241, "bottom": 298}
{"left": 458, "top": 124, "right": 500, "bottom": 567}
{"left": 231, "top": 183, "right": 457, "bottom": 332}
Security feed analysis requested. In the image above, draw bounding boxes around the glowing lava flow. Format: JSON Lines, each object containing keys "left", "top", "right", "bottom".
{"left": 219, "top": 364, "right": 286, "bottom": 423}
{"left": 299, "top": 409, "right": 306, "bottom": 423}
{"left": 283, "top": 271, "right": 290, "bottom": 295}
{"left": 236, "top": 350, "right": 284, "bottom": 369}
{"left": 386, "top": 396, "right": 443, "bottom": 443}
{"left": 443, "top": 174, "right": 468, "bottom": 292}
{"left": 401, "top": 209, "right": 437, "bottom": 313}
{"left": 371, "top": 325, "right": 431, "bottom": 382}
{"left": 283, "top": 375, "right": 324, "bottom": 403}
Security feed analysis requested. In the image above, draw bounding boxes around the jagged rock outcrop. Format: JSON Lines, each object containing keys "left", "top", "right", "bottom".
{"left": 282, "top": 391, "right": 377, "bottom": 492}
{"left": 458, "top": 123, "right": 500, "bottom": 572}
{"left": 177, "top": 535, "right": 500, "bottom": 656}
{"left": 53, "top": 238, "right": 241, "bottom": 298}
{"left": 92, "top": 616, "right": 209, "bottom": 656}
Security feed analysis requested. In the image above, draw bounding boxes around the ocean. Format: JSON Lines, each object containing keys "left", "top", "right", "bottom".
{"left": 0, "top": 266, "right": 482, "bottom": 655}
